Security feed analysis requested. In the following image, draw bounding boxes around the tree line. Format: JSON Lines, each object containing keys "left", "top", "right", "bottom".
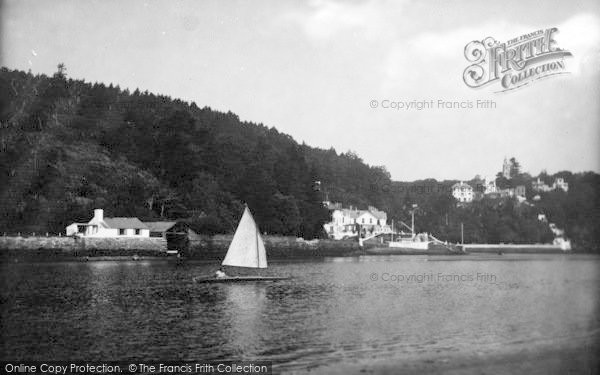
{"left": 0, "top": 66, "right": 598, "bottom": 250}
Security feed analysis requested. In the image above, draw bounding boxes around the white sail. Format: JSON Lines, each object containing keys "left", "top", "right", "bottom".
{"left": 222, "top": 206, "right": 268, "bottom": 268}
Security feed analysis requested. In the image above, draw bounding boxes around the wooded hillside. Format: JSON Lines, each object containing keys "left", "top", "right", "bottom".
{"left": 1, "top": 66, "right": 598, "bottom": 250}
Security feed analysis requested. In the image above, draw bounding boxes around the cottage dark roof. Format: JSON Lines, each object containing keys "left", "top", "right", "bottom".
{"left": 144, "top": 221, "right": 177, "bottom": 232}
{"left": 452, "top": 182, "right": 473, "bottom": 190}
{"left": 369, "top": 210, "right": 387, "bottom": 220}
{"left": 103, "top": 217, "right": 148, "bottom": 229}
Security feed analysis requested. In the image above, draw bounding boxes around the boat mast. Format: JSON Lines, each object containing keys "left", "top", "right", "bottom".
{"left": 410, "top": 204, "right": 418, "bottom": 237}
{"left": 245, "top": 203, "right": 261, "bottom": 267}
{"left": 256, "top": 223, "right": 260, "bottom": 266}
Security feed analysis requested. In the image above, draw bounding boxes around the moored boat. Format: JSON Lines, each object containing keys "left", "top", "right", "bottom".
{"left": 366, "top": 233, "right": 465, "bottom": 255}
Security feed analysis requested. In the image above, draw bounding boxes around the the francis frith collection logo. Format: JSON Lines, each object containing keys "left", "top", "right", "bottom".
{"left": 463, "top": 28, "right": 572, "bottom": 92}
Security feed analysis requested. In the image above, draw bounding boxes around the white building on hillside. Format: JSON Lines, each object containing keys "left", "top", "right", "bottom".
{"left": 484, "top": 177, "right": 497, "bottom": 194}
{"left": 532, "top": 178, "right": 552, "bottom": 192}
{"left": 66, "top": 209, "right": 150, "bottom": 237}
{"left": 452, "top": 182, "right": 474, "bottom": 202}
{"left": 532, "top": 177, "right": 569, "bottom": 193}
{"left": 553, "top": 178, "right": 569, "bottom": 192}
{"left": 323, "top": 205, "right": 390, "bottom": 240}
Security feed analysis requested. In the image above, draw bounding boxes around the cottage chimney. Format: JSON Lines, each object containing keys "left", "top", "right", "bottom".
{"left": 94, "top": 209, "right": 104, "bottom": 221}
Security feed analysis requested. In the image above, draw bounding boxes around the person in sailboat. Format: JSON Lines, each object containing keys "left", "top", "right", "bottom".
{"left": 215, "top": 266, "right": 228, "bottom": 279}
{"left": 193, "top": 205, "right": 289, "bottom": 283}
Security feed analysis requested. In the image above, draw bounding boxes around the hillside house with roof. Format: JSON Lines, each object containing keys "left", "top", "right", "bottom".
{"left": 323, "top": 204, "right": 390, "bottom": 240}
{"left": 66, "top": 209, "right": 150, "bottom": 237}
{"left": 484, "top": 177, "right": 497, "bottom": 194}
{"left": 452, "top": 182, "right": 473, "bottom": 202}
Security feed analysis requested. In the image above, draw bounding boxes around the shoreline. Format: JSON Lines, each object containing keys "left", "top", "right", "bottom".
{"left": 0, "top": 235, "right": 582, "bottom": 262}
{"left": 1, "top": 251, "right": 590, "bottom": 264}
{"left": 463, "top": 243, "right": 568, "bottom": 253}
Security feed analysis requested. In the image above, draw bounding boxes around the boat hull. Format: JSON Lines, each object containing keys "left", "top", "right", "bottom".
{"left": 193, "top": 276, "right": 290, "bottom": 283}
{"left": 366, "top": 243, "right": 465, "bottom": 255}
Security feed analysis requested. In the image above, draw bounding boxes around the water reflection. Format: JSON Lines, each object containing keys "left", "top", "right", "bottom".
{"left": 220, "top": 284, "right": 267, "bottom": 359}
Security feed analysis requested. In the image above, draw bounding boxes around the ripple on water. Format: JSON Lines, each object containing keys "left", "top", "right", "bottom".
{"left": 1, "top": 255, "right": 599, "bottom": 369}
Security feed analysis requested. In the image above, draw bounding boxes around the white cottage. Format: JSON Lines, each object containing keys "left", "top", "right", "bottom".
{"left": 323, "top": 205, "right": 390, "bottom": 240}
{"left": 66, "top": 209, "right": 150, "bottom": 237}
{"left": 452, "top": 182, "right": 473, "bottom": 202}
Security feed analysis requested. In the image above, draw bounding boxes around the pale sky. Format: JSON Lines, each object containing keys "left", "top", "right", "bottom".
{"left": 2, "top": 0, "right": 599, "bottom": 180}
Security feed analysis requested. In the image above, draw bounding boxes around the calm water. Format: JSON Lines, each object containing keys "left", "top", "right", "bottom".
{"left": 1, "top": 255, "right": 599, "bottom": 373}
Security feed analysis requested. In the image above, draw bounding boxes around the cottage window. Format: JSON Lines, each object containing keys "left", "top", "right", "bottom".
{"left": 119, "top": 229, "right": 126, "bottom": 235}
{"left": 135, "top": 229, "right": 141, "bottom": 235}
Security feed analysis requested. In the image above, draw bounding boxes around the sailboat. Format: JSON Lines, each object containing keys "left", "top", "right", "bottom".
{"left": 193, "top": 205, "right": 289, "bottom": 283}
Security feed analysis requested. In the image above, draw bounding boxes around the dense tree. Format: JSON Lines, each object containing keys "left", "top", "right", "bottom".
{"left": 0, "top": 68, "right": 337, "bottom": 238}
{"left": 495, "top": 173, "right": 511, "bottom": 189}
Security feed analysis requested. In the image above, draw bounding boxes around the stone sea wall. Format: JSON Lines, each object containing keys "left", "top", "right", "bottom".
{"left": 0, "top": 234, "right": 362, "bottom": 261}
{"left": 0, "top": 236, "right": 167, "bottom": 260}
{"left": 186, "top": 234, "right": 362, "bottom": 260}
{"left": 0, "top": 235, "right": 571, "bottom": 261}
{"left": 462, "top": 244, "right": 567, "bottom": 253}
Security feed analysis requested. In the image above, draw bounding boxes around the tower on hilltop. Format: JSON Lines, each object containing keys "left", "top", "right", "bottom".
{"left": 502, "top": 157, "right": 511, "bottom": 179}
